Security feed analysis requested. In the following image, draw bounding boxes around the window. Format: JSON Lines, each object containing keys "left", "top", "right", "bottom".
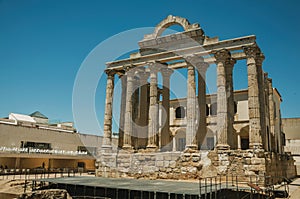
{"left": 234, "top": 101, "right": 238, "bottom": 114}
{"left": 206, "top": 104, "right": 209, "bottom": 116}
{"left": 23, "top": 141, "right": 51, "bottom": 150}
{"left": 210, "top": 103, "right": 217, "bottom": 116}
{"left": 175, "top": 106, "right": 185, "bottom": 118}
{"left": 241, "top": 138, "right": 249, "bottom": 150}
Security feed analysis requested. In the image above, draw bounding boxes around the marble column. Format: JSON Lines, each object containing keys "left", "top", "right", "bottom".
{"left": 172, "top": 136, "right": 176, "bottom": 151}
{"left": 196, "top": 58, "right": 209, "bottom": 149}
{"left": 103, "top": 69, "right": 115, "bottom": 148}
{"left": 132, "top": 76, "right": 140, "bottom": 149}
{"left": 147, "top": 63, "right": 159, "bottom": 150}
{"left": 215, "top": 49, "right": 236, "bottom": 150}
{"left": 264, "top": 73, "right": 271, "bottom": 151}
{"left": 137, "top": 71, "right": 149, "bottom": 149}
{"left": 123, "top": 67, "right": 135, "bottom": 150}
{"left": 244, "top": 45, "right": 265, "bottom": 149}
{"left": 161, "top": 67, "right": 173, "bottom": 150}
{"left": 267, "top": 77, "right": 276, "bottom": 152}
{"left": 186, "top": 64, "right": 197, "bottom": 150}
{"left": 237, "top": 131, "right": 241, "bottom": 150}
{"left": 118, "top": 72, "right": 126, "bottom": 149}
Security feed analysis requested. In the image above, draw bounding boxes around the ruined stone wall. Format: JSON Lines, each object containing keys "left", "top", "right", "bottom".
{"left": 96, "top": 149, "right": 296, "bottom": 184}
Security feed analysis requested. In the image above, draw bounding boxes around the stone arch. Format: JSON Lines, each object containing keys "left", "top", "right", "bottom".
{"left": 144, "top": 15, "right": 200, "bottom": 39}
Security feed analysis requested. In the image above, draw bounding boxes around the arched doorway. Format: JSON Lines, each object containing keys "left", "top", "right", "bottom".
{"left": 174, "top": 129, "right": 186, "bottom": 151}
{"left": 240, "top": 126, "right": 249, "bottom": 150}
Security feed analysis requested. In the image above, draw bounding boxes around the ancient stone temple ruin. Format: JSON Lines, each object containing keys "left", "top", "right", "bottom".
{"left": 96, "top": 15, "right": 296, "bottom": 182}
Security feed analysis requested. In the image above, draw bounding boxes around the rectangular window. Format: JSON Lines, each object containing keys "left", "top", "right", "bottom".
{"left": 241, "top": 138, "right": 249, "bottom": 150}
{"left": 23, "top": 141, "right": 51, "bottom": 149}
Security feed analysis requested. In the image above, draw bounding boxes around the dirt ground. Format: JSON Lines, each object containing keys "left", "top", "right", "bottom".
{"left": 0, "top": 179, "right": 30, "bottom": 198}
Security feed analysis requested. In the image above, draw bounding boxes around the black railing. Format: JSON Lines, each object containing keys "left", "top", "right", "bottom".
{"left": 198, "top": 174, "right": 290, "bottom": 199}
{"left": 0, "top": 168, "right": 90, "bottom": 181}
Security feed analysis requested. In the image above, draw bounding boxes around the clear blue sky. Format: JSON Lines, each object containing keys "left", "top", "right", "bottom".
{"left": 0, "top": 0, "right": 299, "bottom": 135}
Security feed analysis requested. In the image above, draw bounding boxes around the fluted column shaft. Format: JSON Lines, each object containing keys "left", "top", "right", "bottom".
{"left": 118, "top": 73, "right": 127, "bottom": 148}
{"left": 196, "top": 60, "right": 209, "bottom": 149}
{"left": 103, "top": 70, "right": 115, "bottom": 148}
{"left": 147, "top": 64, "right": 159, "bottom": 150}
{"left": 244, "top": 46, "right": 265, "bottom": 149}
{"left": 186, "top": 65, "right": 197, "bottom": 149}
{"left": 123, "top": 68, "right": 134, "bottom": 150}
{"left": 161, "top": 67, "right": 173, "bottom": 150}
{"left": 215, "top": 49, "right": 236, "bottom": 150}
{"left": 267, "top": 78, "right": 276, "bottom": 151}
{"left": 137, "top": 71, "right": 149, "bottom": 148}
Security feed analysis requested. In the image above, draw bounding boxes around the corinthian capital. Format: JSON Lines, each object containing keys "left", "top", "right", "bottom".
{"left": 105, "top": 69, "right": 116, "bottom": 78}
{"left": 243, "top": 44, "right": 261, "bottom": 58}
{"left": 123, "top": 64, "right": 135, "bottom": 76}
{"left": 184, "top": 54, "right": 209, "bottom": 73}
{"left": 214, "top": 49, "right": 231, "bottom": 63}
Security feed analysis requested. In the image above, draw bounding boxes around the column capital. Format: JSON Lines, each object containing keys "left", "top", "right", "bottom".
{"left": 123, "top": 64, "right": 135, "bottom": 75}
{"left": 214, "top": 49, "right": 231, "bottom": 63}
{"left": 243, "top": 44, "right": 265, "bottom": 66}
{"left": 148, "top": 61, "right": 165, "bottom": 73}
{"left": 243, "top": 44, "right": 261, "bottom": 58}
{"left": 225, "top": 58, "right": 236, "bottom": 72}
{"left": 105, "top": 69, "right": 116, "bottom": 78}
{"left": 184, "top": 54, "right": 209, "bottom": 73}
{"left": 160, "top": 67, "right": 174, "bottom": 78}
{"left": 255, "top": 53, "right": 265, "bottom": 66}
{"left": 116, "top": 69, "right": 126, "bottom": 78}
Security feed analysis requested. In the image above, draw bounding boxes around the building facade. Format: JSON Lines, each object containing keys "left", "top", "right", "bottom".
{"left": 283, "top": 118, "right": 300, "bottom": 175}
{"left": 96, "top": 16, "right": 296, "bottom": 182}
{"left": 0, "top": 112, "right": 116, "bottom": 171}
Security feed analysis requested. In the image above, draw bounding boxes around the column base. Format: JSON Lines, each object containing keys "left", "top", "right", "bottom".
{"left": 184, "top": 146, "right": 198, "bottom": 153}
{"left": 216, "top": 144, "right": 230, "bottom": 150}
{"left": 185, "top": 144, "right": 198, "bottom": 151}
{"left": 122, "top": 144, "right": 133, "bottom": 149}
{"left": 146, "top": 145, "right": 158, "bottom": 152}
{"left": 249, "top": 143, "right": 263, "bottom": 150}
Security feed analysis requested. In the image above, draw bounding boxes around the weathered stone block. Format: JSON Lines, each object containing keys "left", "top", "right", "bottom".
{"left": 248, "top": 165, "right": 265, "bottom": 172}
{"left": 164, "top": 155, "right": 172, "bottom": 161}
{"left": 181, "top": 167, "right": 187, "bottom": 173}
{"left": 164, "top": 161, "right": 170, "bottom": 167}
{"left": 156, "top": 154, "right": 164, "bottom": 161}
{"left": 192, "top": 156, "right": 200, "bottom": 162}
{"left": 156, "top": 161, "right": 164, "bottom": 167}
{"left": 251, "top": 158, "right": 265, "bottom": 165}
{"left": 221, "top": 161, "right": 230, "bottom": 166}
{"left": 166, "top": 168, "right": 172, "bottom": 173}
{"left": 169, "top": 160, "right": 176, "bottom": 168}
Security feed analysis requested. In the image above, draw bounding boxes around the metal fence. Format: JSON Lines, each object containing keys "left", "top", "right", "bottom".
{"left": 2, "top": 169, "right": 291, "bottom": 199}
{"left": 0, "top": 168, "right": 86, "bottom": 180}
{"left": 198, "top": 174, "right": 289, "bottom": 199}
